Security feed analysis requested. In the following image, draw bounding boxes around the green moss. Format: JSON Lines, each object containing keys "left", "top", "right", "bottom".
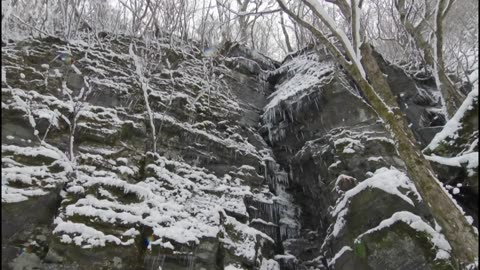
{"left": 344, "top": 188, "right": 419, "bottom": 243}
{"left": 354, "top": 239, "right": 367, "bottom": 258}
{"left": 118, "top": 122, "right": 136, "bottom": 141}
{"left": 48, "top": 235, "right": 141, "bottom": 269}
{"left": 76, "top": 125, "right": 120, "bottom": 147}
{"left": 224, "top": 224, "right": 242, "bottom": 243}
{"left": 429, "top": 99, "right": 478, "bottom": 157}
{"left": 5, "top": 179, "right": 35, "bottom": 189}
{"left": 360, "top": 222, "right": 454, "bottom": 270}
{"left": 11, "top": 153, "right": 57, "bottom": 166}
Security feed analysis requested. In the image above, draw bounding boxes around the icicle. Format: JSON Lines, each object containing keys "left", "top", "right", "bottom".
{"left": 268, "top": 126, "right": 273, "bottom": 144}
{"left": 187, "top": 250, "right": 195, "bottom": 270}
{"left": 146, "top": 254, "right": 166, "bottom": 270}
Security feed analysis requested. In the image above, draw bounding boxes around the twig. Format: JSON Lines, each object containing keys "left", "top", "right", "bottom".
{"left": 11, "top": 14, "right": 51, "bottom": 37}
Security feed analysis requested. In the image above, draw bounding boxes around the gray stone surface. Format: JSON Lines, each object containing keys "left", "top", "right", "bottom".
{"left": 2, "top": 36, "right": 476, "bottom": 270}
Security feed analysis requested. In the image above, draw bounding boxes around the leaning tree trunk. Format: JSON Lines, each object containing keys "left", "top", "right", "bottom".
{"left": 356, "top": 43, "right": 478, "bottom": 267}
{"left": 276, "top": 0, "right": 478, "bottom": 265}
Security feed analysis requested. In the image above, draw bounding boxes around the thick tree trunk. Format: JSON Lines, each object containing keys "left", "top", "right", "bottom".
{"left": 276, "top": 0, "right": 479, "bottom": 265}
{"left": 357, "top": 43, "right": 478, "bottom": 267}
{"left": 238, "top": 16, "right": 248, "bottom": 44}
{"left": 237, "top": 0, "right": 250, "bottom": 44}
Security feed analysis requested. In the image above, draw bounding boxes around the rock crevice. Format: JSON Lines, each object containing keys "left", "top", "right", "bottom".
{"left": 1, "top": 36, "right": 477, "bottom": 270}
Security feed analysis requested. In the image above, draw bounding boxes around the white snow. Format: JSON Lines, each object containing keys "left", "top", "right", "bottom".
{"left": 328, "top": 160, "right": 342, "bottom": 169}
{"left": 425, "top": 87, "right": 478, "bottom": 151}
{"left": 0, "top": 36, "right": 295, "bottom": 263}
{"left": 116, "top": 157, "right": 128, "bottom": 165}
{"left": 332, "top": 208, "right": 348, "bottom": 237}
{"left": 425, "top": 152, "right": 478, "bottom": 176}
{"left": 153, "top": 112, "right": 261, "bottom": 159}
{"left": 122, "top": 228, "right": 140, "bottom": 237}
{"left": 356, "top": 211, "right": 451, "bottom": 260}
{"left": 49, "top": 150, "right": 275, "bottom": 255}
{"left": 465, "top": 216, "right": 474, "bottom": 225}
{"left": 330, "top": 167, "right": 422, "bottom": 237}
{"left": 332, "top": 167, "right": 422, "bottom": 217}
{"left": 117, "top": 165, "right": 135, "bottom": 176}
{"left": 225, "top": 265, "right": 245, "bottom": 270}
{"left": 260, "top": 258, "right": 280, "bottom": 270}
{"left": 328, "top": 246, "right": 353, "bottom": 267}
{"left": 1, "top": 186, "right": 49, "bottom": 203}
{"left": 129, "top": 43, "right": 156, "bottom": 152}
{"left": 2, "top": 145, "right": 63, "bottom": 161}
{"left": 335, "top": 138, "right": 364, "bottom": 150}
{"left": 302, "top": 0, "right": 366, "bottom": 78}
{"left": 427, "top": 169, "right": 469, "bottom": 218}
{"left": 366, "top": 136, "right": 395, "bottom": 145}
{"left": 262, "top": 52, "right": 336, "bottom": 125}
{"left": 67, "top": 186, "right": 85, "bottom": 194}
{"left": 71, "top": 64, "right": 82, "bottom": 75}
{"left": 1, "top": 67, "right": 6, "bottom": 82}
{"left": 53, "top": 217, "right": 134, "bottom": 247}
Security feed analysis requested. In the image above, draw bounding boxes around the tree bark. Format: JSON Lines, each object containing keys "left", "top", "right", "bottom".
{"left": 395, "top": 0, "right": 464, "bottom": 118}
{"left": 433, "top": 0, "right": 464, "bottom": 117}
{"left": 280, "top": 13, "right": 294, "bottom": 53}
{"left": 237, "top": 0, "right": 250, "bottom": 44}
{"left": 358, "top": 42, "right": 478, "bottom": 269}
{"left": 276, "top": 0, "right": 479, "bottom": 266}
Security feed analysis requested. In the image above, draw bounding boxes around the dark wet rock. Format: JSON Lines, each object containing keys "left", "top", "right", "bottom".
{"left": 2, "top": 188, "right": 63, "bottom": 269}
{"left": 259, "top": 47, "right": 460, "bottom": 269}
{"left": 370, "top": 49, "right": 447, "bottom": 147}
{"left": 2, "top": 36, "right": 283, "bottom": 270}
{"left": 422, "top": 88, "right": 479, "bottom": 228}
{"left": 2, "top": 36, "right": 475, "bottom": 270}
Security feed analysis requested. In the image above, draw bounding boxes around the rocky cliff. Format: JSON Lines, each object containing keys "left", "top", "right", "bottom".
{"left": 1, "top": 36, "right": 478, "bottom": 270}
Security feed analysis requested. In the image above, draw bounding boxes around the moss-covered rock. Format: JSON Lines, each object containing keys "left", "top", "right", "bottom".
{"left": 358, "top": 222, "right": 454, "bottom": 270}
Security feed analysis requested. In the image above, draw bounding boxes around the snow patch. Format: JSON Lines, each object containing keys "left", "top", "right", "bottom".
{"left": 425, "top": 87, "right": 478, "bottom": 151}
{"left": 330, "top": 167, "right": 422, "bottom": 237}
{"left": 356, "top": 211, "right": 451, "bottom": 260}
{"left": 328, "top": 246, "right": 353, "bottom": 267}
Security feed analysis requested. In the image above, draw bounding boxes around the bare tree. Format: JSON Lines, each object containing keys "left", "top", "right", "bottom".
{"left": 236, "top": 0, "right": 250, "bottom": 43}
{"left": 118, "top": 0, "right": 153, "bottom": 35}
{"left": 394, "top": 0, "right": 464, "bottom": 118}
{"left": 129, "top": 39, "right": 166, "bottom": 153}
{"left": 280, "top": 12, "right": 293, "bottom": 53}
{"left": 216, "top": 0, "right": 232, "bottom": 43}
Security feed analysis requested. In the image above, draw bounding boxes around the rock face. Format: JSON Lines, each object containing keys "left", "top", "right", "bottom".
{"left": 2, "top": 36, "right": 289, "bottom": 270}
{"left": 423, "top": 84, "right": 479, "bottom": 228}
{"left": 1, "top": 36, "right": 477, "bottom": 270}
{"left": 259, "top": 48, "right": 465, "bottom": 270}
